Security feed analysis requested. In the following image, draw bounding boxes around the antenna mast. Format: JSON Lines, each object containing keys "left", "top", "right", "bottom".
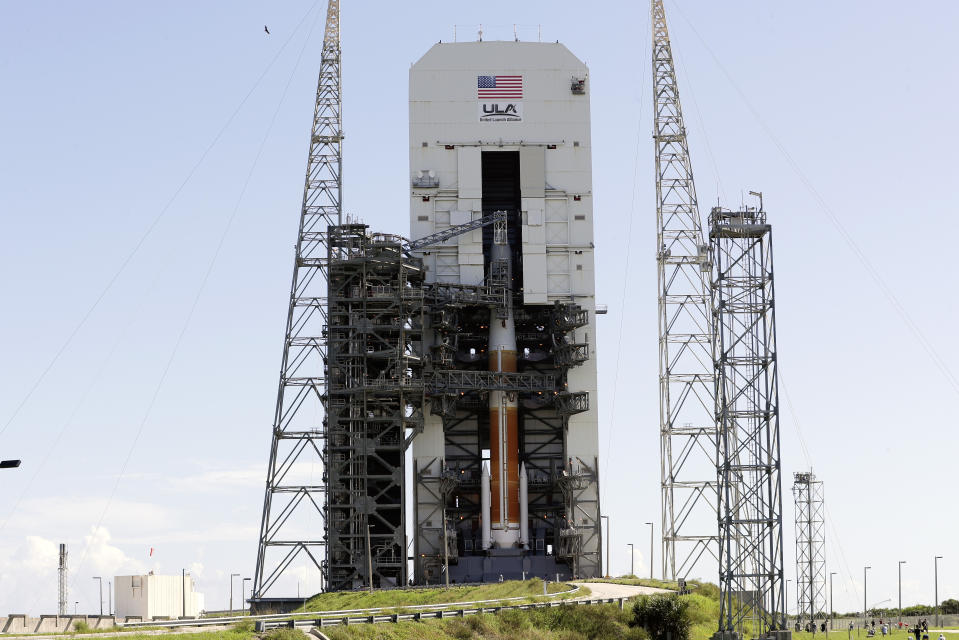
{"left": 651, "top": 0, "right": 718, "bottom": 580}
{"left": 252, "top": 0, "right": 342, "bottom": 600}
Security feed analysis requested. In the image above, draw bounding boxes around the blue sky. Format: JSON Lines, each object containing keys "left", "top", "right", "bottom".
{"left": 1, "top": 0, "right": 958, "bottom": 616}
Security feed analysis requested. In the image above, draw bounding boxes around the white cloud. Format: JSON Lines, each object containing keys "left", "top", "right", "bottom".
{"left": 0, "top": 527, "right": 144, "bottom": 615}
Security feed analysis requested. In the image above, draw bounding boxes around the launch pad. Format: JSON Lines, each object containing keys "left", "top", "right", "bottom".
{"left": 252, "top": 19, "right": 603, "bottom": 598}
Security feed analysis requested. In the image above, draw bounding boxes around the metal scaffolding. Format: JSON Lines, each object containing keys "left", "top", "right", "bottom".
{"left": 414, "top": 284, "right": 599, "bottom": 582}
{"left": 325, "top": 227, "right": 426, "bottom": 589}
{"left": 711, "top": 206, "right": 786, "bottom": 638}
{"left": 793, "top": 471, "right": 826, "bottom": 629}
{"left": 652, "top": 0, "right": 718, "bottom": 580}
{"left": 252, "top": 0, "right": 341, "bottom": 601}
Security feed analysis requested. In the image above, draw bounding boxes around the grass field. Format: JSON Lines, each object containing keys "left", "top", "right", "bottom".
{"left": 582, "top": 577, "right": 678, "bottom": 590}
{"left": 295, "top": 579, "right": 577, "bottom": 612}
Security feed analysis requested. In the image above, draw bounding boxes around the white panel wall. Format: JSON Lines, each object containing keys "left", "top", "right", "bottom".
{"left": 409, "top": 41, "right": 601, "bottom": 570}
{"left": 114, "top": 575, "right": 202, "bottom": 620}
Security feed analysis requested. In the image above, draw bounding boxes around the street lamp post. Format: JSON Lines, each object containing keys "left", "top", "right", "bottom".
{"left": 600, "top": 515, "right": 610, "bottom": 578}
{"left": 628, "top": 543, "right": 634, "bottom": 577}
{"left": 108, "top": 581, "right": 111, "bottom": 616}
{"left": 242, "top": 578, "right": 251, "bottom": 613}
{"left": 864, "top": 566, "right": 872, "bottom": 627}
{"left": 645, "top": 522, "right": 654, "bottom": 580}
{"left": 230, "top": 573, "right": 240, "bottom": 613}
{"left": 899, "top": 561, "right": 906, "bottom": 624}
{"left": 935, "top": 556, "right": 943, "bottom": 628}
{"left": 831, "top": 572, "right": 837, "bottom": 631}
{"left": 93, "top": 577, "right": 103, "bottom": 616}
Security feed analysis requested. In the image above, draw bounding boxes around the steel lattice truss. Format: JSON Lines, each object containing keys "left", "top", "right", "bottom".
{"left": 793, "top": 471, "right": 826, "bottom": 627}
{"left": 651, "top": 0, "right": 718, "bottom": 580}
{"left": 253, "top": 0, "right": 342, "bottom": 599}
{"left": 711, "top": 207, "right": 786, "bottom": 637}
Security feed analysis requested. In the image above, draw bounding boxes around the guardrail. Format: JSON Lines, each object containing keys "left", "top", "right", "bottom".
{"left": 256, "top": 596, "right": 630, "bottom": 631}
{"left": 120, "top": 584, "right": 582, "bottom": 630}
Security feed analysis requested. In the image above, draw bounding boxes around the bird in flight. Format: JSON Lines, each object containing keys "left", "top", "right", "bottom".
{"left": 264, "top": 25, "right": 270, "bottom": 35}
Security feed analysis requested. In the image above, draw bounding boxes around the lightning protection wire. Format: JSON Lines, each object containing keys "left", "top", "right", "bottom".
{"left": 58, "top": 3, "right": 327, "bottom": 607}
{"left": 0, "top": 0, "right": 324, "bottom": 444}
{"left": 602, "top": 7, "right": 650, "bottom": 516}
{"left": 668, "top": 0, "right": 945, "bottom": 612}
{"left": 667, "top": 0, "right": 959, "bottom": 399}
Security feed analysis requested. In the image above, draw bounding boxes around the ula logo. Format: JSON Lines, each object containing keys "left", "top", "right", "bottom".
{"left": 479, "top": 102, "right": 523, "bottom": 122}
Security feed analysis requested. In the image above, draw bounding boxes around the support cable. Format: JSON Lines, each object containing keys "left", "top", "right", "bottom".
{"left": 668, "top": 0, "right": 959, "bottom": 398}
{"left": 55, "top": 8, "right": 327, "bottom": 603}
{"left": 0, "top": 0, "right": 324, "bottom": 443}
{"left": 603, "top": 5, "right": 649, "bottom": 519}
{"left": 669, "top": 1, "right": 921, "bottom": 611}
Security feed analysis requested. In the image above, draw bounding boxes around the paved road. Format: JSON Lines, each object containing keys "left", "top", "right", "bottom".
{"left": 572, "top": 581, "right": 672, "bottom": 600}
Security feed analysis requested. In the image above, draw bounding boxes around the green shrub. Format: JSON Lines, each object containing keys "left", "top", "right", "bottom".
{"left": 632, "top": 594, "right": 692, "bottom": 640}
{"left": 72, "top": 621, "right": 93, "bottom": 633}
{"left": 498, "top": 607, "right": 533, "bottom": 633}
{"left": 689, "top": 582, "right": 720, "bottom": 601}
{"left": 262, "top": 628, "right": 308, "bottom": 640}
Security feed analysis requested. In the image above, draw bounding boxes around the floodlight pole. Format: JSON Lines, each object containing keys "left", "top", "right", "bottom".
{"left": 864, "top": 566, "right": 871, "bottom": 627}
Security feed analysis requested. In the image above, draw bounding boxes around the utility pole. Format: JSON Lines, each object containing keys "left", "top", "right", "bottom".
{"left": 628, "top": 543, "right": 635, "bottom": 577}
{"left": 93, "top": 577, "right": 102, "bottom": 616}
{"left": 645, "top": 522, "right": 654, "bottom": 580}
{"left": 252, "top": 0, "right": 342, "bottom": 600}
{"left": 864, "top": 566, "right": 871, "bottom": 627}
{"left": 899, "top": 561, "right": 906, "bottom": 623}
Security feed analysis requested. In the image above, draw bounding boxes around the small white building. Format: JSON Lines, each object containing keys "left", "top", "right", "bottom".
{"left": 114, "top": 572, "right": 204, "bottom": 620}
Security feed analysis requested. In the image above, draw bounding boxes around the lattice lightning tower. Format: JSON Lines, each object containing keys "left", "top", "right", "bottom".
{"left": 651, "top": 0, "right": 718, "bottom": 580}
{"left": 793, "top": 471, "right": 826, "bottom": 629}
{"left": 711, "top": 205, "right": 786, "bottom": 638}
{"left": 58, "top": 543, "right": 67, "bottom": 616}
{"left": 252, "top": 0, "right": 342, "bottom": 600}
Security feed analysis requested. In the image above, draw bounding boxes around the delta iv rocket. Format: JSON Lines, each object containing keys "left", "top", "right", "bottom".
{"left": 485, "top": 219, "right": 528, "bottom": 549}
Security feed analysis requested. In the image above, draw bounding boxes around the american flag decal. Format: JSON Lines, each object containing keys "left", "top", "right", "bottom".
{"left": 477, "top": 75, "right": 523, "bottom": 99}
